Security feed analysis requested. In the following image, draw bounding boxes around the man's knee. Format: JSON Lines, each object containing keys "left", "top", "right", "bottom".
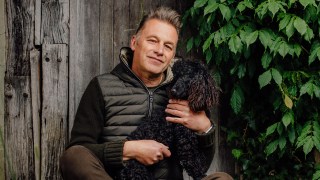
{"left": 60, "top": 145, "right": 112, "bottom": 180}
{"left": 60, "top": 145, "right": 94, "bottom": 170}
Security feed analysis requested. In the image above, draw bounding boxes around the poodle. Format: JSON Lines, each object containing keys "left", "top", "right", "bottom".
{"left": 119, "top": 59, "right": 220, "bottom": 180}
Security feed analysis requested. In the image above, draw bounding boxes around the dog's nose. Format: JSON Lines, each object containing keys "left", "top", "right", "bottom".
{"left": 171, "top": 88, "right": 177, "bottom": 95}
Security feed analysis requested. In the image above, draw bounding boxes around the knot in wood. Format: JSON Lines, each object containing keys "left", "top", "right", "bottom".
{"left": 23, "top": 92, "right": 29, "bottom": 98}
{"left": 5, "top": 84, "right": 13, "bottom": 98}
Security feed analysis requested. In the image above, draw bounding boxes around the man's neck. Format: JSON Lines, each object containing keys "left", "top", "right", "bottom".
{"left": 141, "top": 73, "right": 164, "bottom": 87}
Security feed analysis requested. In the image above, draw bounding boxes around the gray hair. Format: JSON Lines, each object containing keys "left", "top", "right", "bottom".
{"left": 135, "top": 6, "right": 181, "bottom": 36}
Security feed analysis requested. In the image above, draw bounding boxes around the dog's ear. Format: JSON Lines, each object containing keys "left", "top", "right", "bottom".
{"left": 188, "top": 70, "right": 220, "bottom": 112}
{"left": 188, "top": 74, "right": 207, "bottom": 111}
{"left": 204, "top": 73, "right": 220, "bottom": 108}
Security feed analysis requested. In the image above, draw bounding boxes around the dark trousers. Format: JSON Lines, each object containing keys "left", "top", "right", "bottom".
{"left": 60, "top": 145, "right": 113, "bottom": 180}
{"left": 60, "top": 145, "right": 233, "bottom": 180}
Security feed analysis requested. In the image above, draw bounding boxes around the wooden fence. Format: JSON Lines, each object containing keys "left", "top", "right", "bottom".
{"left": 1, "top": 0, "right": 234, "bottom": 179}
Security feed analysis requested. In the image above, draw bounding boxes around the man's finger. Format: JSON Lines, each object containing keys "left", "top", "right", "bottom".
{"left": 161, "top": 146, "right": 171, "bottom": 157}
{"left": 165, "top": 108, "right": 187, "bottom": 118}
{"left": 166, "top": 116, "right": 183, "bottom": 124}
{"left": 169, "top": 99, "right": 188, "bottom": 105}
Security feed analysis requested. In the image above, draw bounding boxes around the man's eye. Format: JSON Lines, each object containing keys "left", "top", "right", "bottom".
{"left": 148, "top": 39, "right": 157, "bottom": 43}
{"left": 165, "top": 45, "right": 173, "bottom": 50}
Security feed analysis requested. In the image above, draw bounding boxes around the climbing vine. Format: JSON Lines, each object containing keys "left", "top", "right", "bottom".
{"left": 183, "top": 0, "right": 320, "bottom": 179}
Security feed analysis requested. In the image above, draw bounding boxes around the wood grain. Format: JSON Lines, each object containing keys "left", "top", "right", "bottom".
{"left": 41, "top": 44, "right": 68, "bottom": 179}
{"left": 41, "top": 0, "right": 69, "bottom": 44}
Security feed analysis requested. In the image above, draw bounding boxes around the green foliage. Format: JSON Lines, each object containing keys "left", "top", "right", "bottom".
{"left": 183, "top": 0, "right": 320, "bottom": 178}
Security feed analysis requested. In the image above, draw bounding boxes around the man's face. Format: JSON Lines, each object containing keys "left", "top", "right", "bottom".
{"left": 130, "top": 19, "right": 178, "bottom": 78}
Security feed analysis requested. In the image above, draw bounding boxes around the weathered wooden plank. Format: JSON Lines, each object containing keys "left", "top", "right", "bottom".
{"left": 35, "top": 0, "right": 41, "bottom": 45}
{"left": 113, "top": 0, "right": 130, "bottom": 67}
{"left": 5, "top": 0, "right": 35, "bottom": 77}
{"left": 41, "top": 44, "right": 68, "bottom": 179}
{"left": 69, "top": 0, "right": 101, "bottom": 135}
{"left": 100, "top": 0, "right": 114, "bottom": 74}
{"left": 41, "top": 0, "right": 69, "bottom": 44}
{"left": 30, "top": 49, "right": 41, "bottom": 180}
{"left": 129, "top": 0, "right": 142, "bottom": 38}
{"left": 4, "top": 0, "right": 35, "bottom": 179}
{"left": 0, "top": 0, "right": 5, "bottom": 178}
{"left": 4, "top": 76, "right": 35, "bottom": 179}
{"left": 161, "top": 0, "right": 176, "bottom": 8}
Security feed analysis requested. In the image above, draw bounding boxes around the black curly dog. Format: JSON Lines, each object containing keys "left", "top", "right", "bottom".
{"left": 119, "top": 59, "right": 220, "bottom": 180}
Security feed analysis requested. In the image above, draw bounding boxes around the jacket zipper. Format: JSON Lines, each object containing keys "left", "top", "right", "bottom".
{"left": 148, "top": 91, "right": 154, "bottom": 118}
{"left": 120, "top": 58, "right": 170, "bottom": 118}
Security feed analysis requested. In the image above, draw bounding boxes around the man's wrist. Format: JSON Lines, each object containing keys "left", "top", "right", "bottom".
{"left": 196, "top": 121, "right": 213, "bottom": 134}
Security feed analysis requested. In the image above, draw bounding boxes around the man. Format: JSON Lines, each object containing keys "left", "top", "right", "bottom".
{"left": 60, "top": 6, "right": 232, "bottom": 180}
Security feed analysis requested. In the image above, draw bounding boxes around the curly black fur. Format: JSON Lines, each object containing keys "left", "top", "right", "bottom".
{"left": 119, "top": 60, "right": 220, "bottom": 180}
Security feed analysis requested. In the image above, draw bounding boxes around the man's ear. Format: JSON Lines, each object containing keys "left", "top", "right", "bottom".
{"left": 130, "top": 35, "right": 137, "bottom": 51}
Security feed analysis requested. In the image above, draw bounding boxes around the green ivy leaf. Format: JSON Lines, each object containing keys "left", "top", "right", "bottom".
{"left": 313, "top": 136, "right": 320, "bottom": 152}
{"left": 205, "top": 49, "right": 213, "bottom": 63}
{"left": 232, "top": 149, "right": 243, "bottom": 159}
{"left": 304, "top": 27, "right": 314, "bottom": 42}
{"left": 258, "top": 70, "right": 272, "bottom": 89}
{"left": 266, "top": 123, "right": 278, "bottom": 136}
{"left": 282, "top": 111, "right": 294, "bottom": 128}
{"left": 279, "top": 14, "right": 291, "bottom": 31}
{"left": 308, "top": 43, "right": 320, "bottom": 65}
{"left": 256, "top": 2, "right": 268, "bottom": 19}
{"left": 313, "top": 121, "right": 320, "bottom": 138}
{"left": 265, "top": 140, "right": 278, "bottom": 156}
{"left": 286, "top": 17, "right": 295, "bottom": 39}
{"left": 300, "top": 81, "right": 314, "bottom": 98}
{"left": 244, "top": 0, "right": 254, "bottom": 9}
{"left": 288, "top": 126, "right": 296, "bottom": 144}
{"left": 228, "top": 35, "right": 243, "bottom": 54}
{"left": 284, "top": 94, "right": 293, "bottom": 109}
{"left": 299, "top": 0, "right": 317, "bottom": 8}
{"left": 204, "top": 1, "right": 219, "bottom": 15}
{"left": 293, "top": 17, "right": 308, "bottom": 35}
{"left": 313, "top": 170, "right": 320, "bottom": 180}
{"left": 278, "top": 41, "right": 289, "bottom": 58}
{"left": 268, "top": 1, "right": 280, "bottom": 18}
{"left": 259, "top": 29, "right": 274, "bottom": 49}
{"left": 203, "top": 33, "right": 214, "bottom": 51}
{"left": 187, "top": 37, "right": 194, "bottom": 52}
{"left": 277, "top": 122, "right": 284, "bottom": 135}
{"left": 230, "top": 86, "right": 244, "bottom": 114}
{"left": 314, "top": 85, "right": 320, "bottom": 99}
{"left": 237, "top": 0, "right": 254, "bottom": 13}
{"left": 219, "top": 4, "right": 232, "bottom": 21}
{"left": 194, "top": 0, "right": 209, "bottom": 8}
{"left": 271, "top": 68, "right": 282, "bottom": 85}
{"left": 270, "top": 37, "right": 282, "bottom": 57}
{"left": 293, "top": 43, "right": 302, "bottom": 57}
{"left": 237, "top": 1, "right": 247, "bottom": 13}
{"left": 245, "top": 31, "right": 259, "bottom": 48}
{"left": 297, "top": 123, "right": 312, "bottom": 148}
{"left": 279, "top": 136, "right": 287, "bottom": 150}
{"left": 303, "top": 136, "right": 313, "bottom": 155}
{"left": 261, "top": 52, "right": 272, "bottom": 69}
{"left": 237, "top": 64, "right": 246, "bottom": 78}
{"left": 194, "top": 36, "right": 201, "bottom": 47}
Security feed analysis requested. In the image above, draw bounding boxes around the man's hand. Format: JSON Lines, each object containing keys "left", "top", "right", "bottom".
{"left": 165, "top": 99, "right": 212, "bottom": 133}
{"left": 123, "top": 140, "right": 171, "bottom": 165}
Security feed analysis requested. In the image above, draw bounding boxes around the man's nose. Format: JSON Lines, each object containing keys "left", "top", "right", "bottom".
{"left": 155, "top": 44, "right": 164, "bottom": 55}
